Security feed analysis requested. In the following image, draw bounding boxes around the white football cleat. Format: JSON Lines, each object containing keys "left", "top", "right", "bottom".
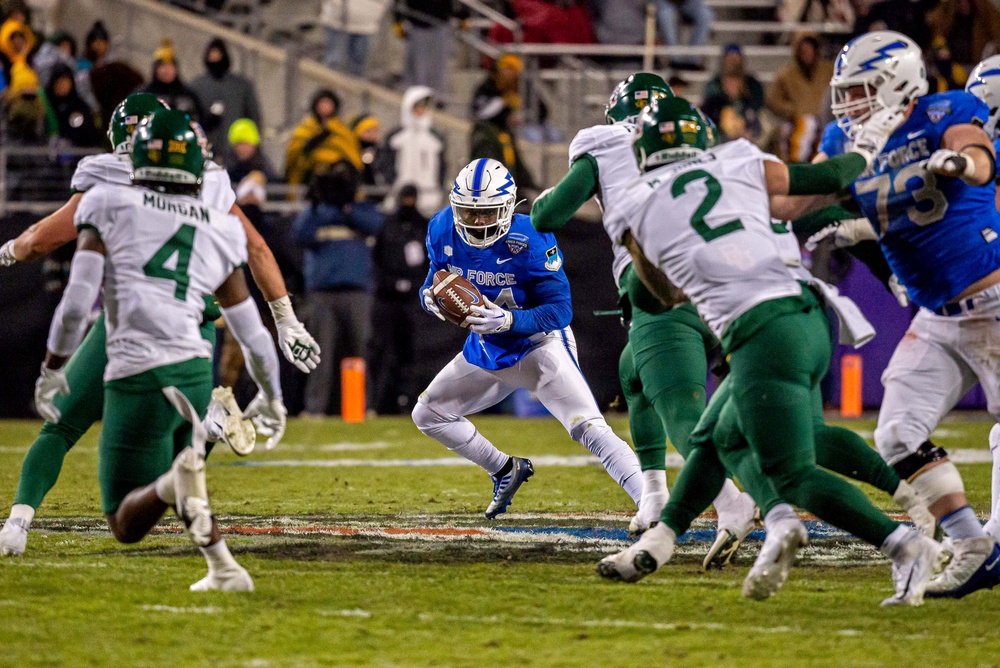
{"left": 742, "top": 517, "right": 808, "bottom": 600}
{"left": 892, "top": 480, "right": 937, "bottom": 538}
{"left": 628, "top": 489, "right": 668, "bottom": 536}
{"left": 172, "top": 447, "right": 214, "bottom": 547}
{"left": 705, "top": 493, "right": 758, "bottom": 571}
{"left": 0, "top": 518, "right": 28, "bottom": 556}
{"left": 597, "top": 523, "right": 676, "bottom": 583}
{"left": 204, "top": 387, "right": 256, "bottom": 456}
{"left": 882, "top": 533, "right": 942, "bottom": 606}
{"left": 190, "top": 564, "right": 255, "bottom": 592}
{"left": 925, "top": 535, "right": 1000, "bottom": 599}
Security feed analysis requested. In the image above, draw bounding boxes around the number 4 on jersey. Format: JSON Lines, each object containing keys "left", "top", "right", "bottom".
{"left": 143, "top": 224, "right": 196, "bottom": 300}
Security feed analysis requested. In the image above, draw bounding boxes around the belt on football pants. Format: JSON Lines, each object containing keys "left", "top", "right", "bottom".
{"left": 933, "top": 298, "right": 976, "bottom": 317}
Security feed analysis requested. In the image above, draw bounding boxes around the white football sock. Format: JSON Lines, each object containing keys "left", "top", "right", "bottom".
{"left": 10, "top": 504, "right": 34, "bottom": 528}
{"left": 154, "top": 470, "right": 177, "bottom": 506}
{"left": 763, "top": 503, "right": 798, "bottom": 533}
{"left": 988, "top": 424, "right": 1000, "bottom": 536}
{"left": 412, "top": 402, "right": 510, "bottom": 475}
{"left": 642, "top": 469, "right": 668, "bottom": 497}
{"left": 574, "top": 419, "right": 642, "bottom": 503}
{"left": 200, "top": 538, "right": 240, "bottom": 573}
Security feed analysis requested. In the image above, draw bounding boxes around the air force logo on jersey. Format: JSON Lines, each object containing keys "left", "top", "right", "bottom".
{"left": 506, "top": 232, "right": 529, "bottom": 255}
{"left": 926, "top": 99, "right": 952, "bottom": 123}
{"left": 544, "top": 246, "right": 562, "bottom": 271}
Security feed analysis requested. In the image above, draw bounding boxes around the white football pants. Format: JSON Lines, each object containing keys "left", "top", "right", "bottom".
{"left": 413, "top": 328, "right": 642, "bottom": 502}
{"left": 875, "top": 283, "right": 1000, "bottom": 467}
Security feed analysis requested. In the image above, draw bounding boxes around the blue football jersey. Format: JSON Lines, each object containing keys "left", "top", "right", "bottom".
{"left": 829, "top": 91, "right": 1000, "bottom": 310}
{"left": 421, "top": 210, "right": 573, "bottom": 370}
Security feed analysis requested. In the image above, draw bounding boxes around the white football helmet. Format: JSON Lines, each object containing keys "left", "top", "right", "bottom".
{"left": 450, "top": 158, "right": 517, "bottom": 248}
{"left": 967, "top": 55, "right": 1000, "bottom": 139}
{"left": 830, "top": 31, "right": 928, "bottom": 140}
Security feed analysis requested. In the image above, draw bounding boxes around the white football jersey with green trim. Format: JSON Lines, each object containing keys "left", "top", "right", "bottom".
{"left": 569, "top": 123, "right": 638, "bottom": 289}
{"left": 74, "top": 183, "right": 247, "bottom": 381}
{"left": 605, "top": 139, "right": 801, "bottom": 340}
{"left": 71, "top": 153, "right": 236, "bottom": 212}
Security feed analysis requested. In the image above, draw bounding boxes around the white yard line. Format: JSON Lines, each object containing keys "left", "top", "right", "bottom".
{"left": 141, "top": 605, "right": 223, "bottom": 614}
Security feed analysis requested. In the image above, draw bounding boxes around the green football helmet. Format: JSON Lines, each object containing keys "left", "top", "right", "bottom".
{"left": 605, "top": 72, "right": 674, "bottom": 125}
{"left": 632, "top": 97, "right": 709, "bottom": 173}
{"left": 107, "top": 93, "right": 170, "bottom": 155}
{"left": 699, "top": 109, "right": 720, "bottom": 148}
{"left": 130, "top": 109, "right": 205, "bottom": 192}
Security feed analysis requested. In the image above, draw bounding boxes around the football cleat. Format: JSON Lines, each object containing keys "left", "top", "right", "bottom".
{"left": 485, "top": 457, "right": 534, "bottom": 519}
{"left": 0, "top": 518, "right": 28, "bottom": 557}
{"left": 597, "top": 523, "right": 676, "bottom": 583}
{"left": 925, "top": 536, "right": 1000, "bottom": 599}
{"left": 628, "top": 489, "right": 668, "bottom": 537}
{"left": 190, "top": 565, "right": 255, "bottom": 592}
{"left": 172, "top": 447, "right": 214, "bottom": 547}
{"left": 882, "top": 533, "right": 942, "bottom": 607}
{"left": 204, "top": 386, "right": 256, "bottom": 456}
{"left": 742, "top": 518, "right": 808, "bottom": 600}
{"left": 705, "top": 494, "right": 759, "bottom": 571}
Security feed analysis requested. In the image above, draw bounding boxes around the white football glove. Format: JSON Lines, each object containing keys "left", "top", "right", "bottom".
{"left": 245, "top": 391, "right": 287, "bottom": 450}
{"left": 888, "top": 274, "right": 909, "bottom": 308}
{"left": 851, "top": 108, "right": 907, "bottom": 168}
{"left": 268, "top": 296, "right": 321, "bottom": 373}
{"left": 0, "top": 240, "right": 16, "bottom": 267}
{"left": 422, "top": 287, "right": 445, "bottom": 321}
{"left": 804, "top": 217, "right": 878, "bottom": 251}
{"left": 927, "top": 149, "right": 977, "bottom": 181}
{"left": 467, "top": 297, "right": 513, "bottom": 335}
{"left": 34, "top": 365, "right": 70, "bottom": 423}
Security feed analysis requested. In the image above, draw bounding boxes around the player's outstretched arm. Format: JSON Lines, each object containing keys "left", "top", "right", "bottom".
{"left": 0, "top": 194, "right": 84, "bottom": 266}
{"left": 216, "top": 269, "right": 287, "bottom": 450}
{"left": 621, "top": 231, "right": 686, "bottom": 309}
{"left": 928, "top": 123, "right": 997, "bottom": 185}
{"left": 37, "top": 228, "right": 106, "bottom": 423}
{"left": 530, "top": 156, "right": 599, "bottom": 232}
{"left": 231, "top": 203, "right": 321, "bottom": 373}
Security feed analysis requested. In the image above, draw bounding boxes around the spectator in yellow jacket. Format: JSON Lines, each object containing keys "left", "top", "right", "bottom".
{"left": 285, "top": 88, "right": 363, "bottom": 187}
{"left": 765, "top": 32, "right": 834, "bottom": 162}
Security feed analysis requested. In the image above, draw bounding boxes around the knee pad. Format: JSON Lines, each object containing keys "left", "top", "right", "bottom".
{"left": 570, "top": 417, "right": 608, "bottom": 444}
{"left": 990, "top": 424, "right": 1000, "bottom": 452}
{"left": 892, "top": 441, "right": 949, "bottom": 480}
{"left": 908, "top": 460, "right": 966, "bottom": 509}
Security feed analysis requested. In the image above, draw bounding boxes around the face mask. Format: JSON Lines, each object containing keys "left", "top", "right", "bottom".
{"left": 206, "top": 58, "right": 229, "bottom": 79}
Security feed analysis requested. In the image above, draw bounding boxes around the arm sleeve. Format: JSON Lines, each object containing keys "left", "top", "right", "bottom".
{"left": 506, "top": 242, "right": 572, "bottom": 336}
{"left": 46, "top": 250, "right": 104, "bottom": 356}
{"left": 419, "top": 224, "right": 447, "bottom": 312}
{"left": 790, "top": 204, "right": 857, "bottom": 238}
{"left": 530, "top": 155, "right": 599, "bottom": 232}
{"left": 221, "top": 297, "right": 283, "bottom": 401}
{"left": 786, "top": 153, "right": 867, "bottom": 196}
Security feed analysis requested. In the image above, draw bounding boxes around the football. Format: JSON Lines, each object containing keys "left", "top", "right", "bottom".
{"left": 432, "top": 270, "right": 483, "bottom": 327}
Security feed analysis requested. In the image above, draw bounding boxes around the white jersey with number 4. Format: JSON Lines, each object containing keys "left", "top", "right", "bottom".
{"left": 74, "top": 183, "right": 248, "bottom": 381}
{"left": 71, "top": 153, "right": 236, "bottom": 212}
{"left": 569, "top": 123, "right": 638, "bottom": 288}
{"left": 605, "top": 139, "right": 801, "bottom": 340}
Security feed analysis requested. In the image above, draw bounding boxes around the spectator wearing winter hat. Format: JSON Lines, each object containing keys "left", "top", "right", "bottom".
{"left": 224, "top": 118, "right": 277, "bottom": 184}
{"left": 2, "top": 59, "right": 44, "bottom": 142}
{"left": 0, "top": 3, "right": 32, "bottom": 69}
{"left": 351, "top": 114, "right": 388, "bottom": 187}
{"left": 701, "top": 43, "right": 765, "bottom": 143}
{"left": 141, "top": 40, "right": 203, "bottom": 121}
{"left": 32, "top": 30, "right": 76, "bottom": 88}
{"left": 285, "top": 88, "right": 362, "bottom": 188}
{"left": 382, "top": 85, "right": 446, "bottom": 216}
{"left": 190, "top": 37, "right": 262, "bottom": 158}
{"left": 43, "top": 63, "right": 100, "bottom": 147}
{"left": 470, "top": 82, "right": 535, "bottom": 190}
{"left": 765, "top": 32, "right": 834, "bottom": 162}
{"left": 78, "top": 21, "right": 109, "bottom": 71}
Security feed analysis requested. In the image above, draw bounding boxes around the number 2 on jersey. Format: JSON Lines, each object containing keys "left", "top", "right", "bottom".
{"left": 672, "top": 170, "right": 745, "bottom": 242}
{"left": 143, "top": 224, "right": 196, "bottom": 300}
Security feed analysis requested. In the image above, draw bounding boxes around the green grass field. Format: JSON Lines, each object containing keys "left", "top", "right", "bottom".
{"left": 1, "top": 415, "right": 998, "bottom": 667}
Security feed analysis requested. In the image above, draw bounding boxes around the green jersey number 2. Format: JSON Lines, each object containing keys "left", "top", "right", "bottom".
{"left": 143, "top": 224, "right": 197, "bottom": 300}
{"left": 672, "top": 169, "right": 745, "bottom": 242}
